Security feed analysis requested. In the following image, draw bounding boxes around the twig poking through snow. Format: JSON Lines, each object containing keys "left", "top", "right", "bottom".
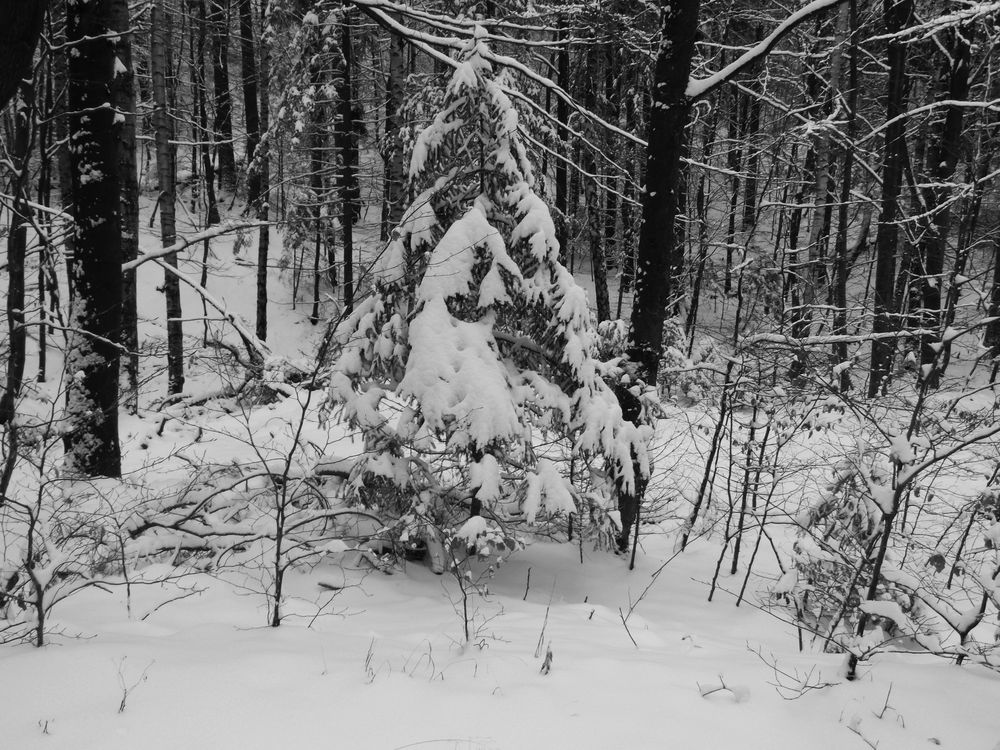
{"left": 697, "top": 675, "right": 749, "bottom": 702}
{"left": 115, "top": 657, "right": 154, "bottom": 713}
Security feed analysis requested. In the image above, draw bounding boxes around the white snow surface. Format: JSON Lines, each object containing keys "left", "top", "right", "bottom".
{"left": 3, "top": 536, "right": 999, "bottom": 749}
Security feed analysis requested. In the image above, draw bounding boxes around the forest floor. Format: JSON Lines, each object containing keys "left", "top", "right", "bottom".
{"left": 3, "top": 202, "right": 1000, "bottom": 749}
{"left": 3, "top": 528, "right": 999, "bottom": 749}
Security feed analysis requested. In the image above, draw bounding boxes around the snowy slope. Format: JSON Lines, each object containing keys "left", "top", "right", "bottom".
{"left": 2, "top": 532, "right": 998, "bottom": 749}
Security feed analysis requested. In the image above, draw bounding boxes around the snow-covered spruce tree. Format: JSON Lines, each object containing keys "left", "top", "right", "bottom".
{"left": 325, "top": 29, "right": 650, "bottom": 564}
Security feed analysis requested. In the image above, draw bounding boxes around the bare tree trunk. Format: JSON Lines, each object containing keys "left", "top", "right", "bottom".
{"left": 623, "top": 0, "right": 702, "bottom": 549}
{"left": 831, "top": 0, "right": 858, "bottom": 393}
{"left": 209, "top": 0, "right": 237, "bottom": 192}
{"left": 0, "top": 77, "right": 32, "bottom": 429}
{"left": 868, "top": 0, "right": 913, "bottom": 396}
{"left": 740, "top": 27, "right": 763, "bottom": 231}
{"left": 152, "top": 1, "right": 185, "bottom": 395}
{"left": 724, "top": 79, "right": 743, "bottom": 295}
{"left": 603, "top": 46, "right": 619, "bottom": 300}
{"left": 64, "top": 0, "right": 122, "bottom": 477}
{"left": 583, "top": 51, "right": 609, "bottom": 321}
{"left": 309, "top": 114, "right": 325, "bottom": 325}
{"left": 0, "top": 0, "right": 45, "bottom": 113}
{"left": 554, "top": 17, "right": 569, "bottom": 264}
{"left": 336, "top": 14, "right": 357, "bottom": 314}
{"left": 986, "top": 238, "right": 1000, "bottom": 367}
{"left": 917, "top": 25, "right": 973, "bottom": 388}
{"left": 36, "top": 35, "right": 54, "bottom": 382}
{"left": 255, "top": 0, "right": 271, "bottom": 341}
{"left": 687, "top": 95, "right": 721, "bottom": 347}
{"left": 801, "top": 4, "right": 850, "bottom": 334}
{"left": 111, "top": 0, "right": 139, "bottom": 413}
{"left": 239, "top": 0, "right": 261, "bottom": 207}
{"left": 382, "top": 23, "right": 406, "bottom": 239}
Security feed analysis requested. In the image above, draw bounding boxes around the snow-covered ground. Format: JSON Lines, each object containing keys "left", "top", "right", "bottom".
{"left": 3, "top": 530, "right": 999, "bottom": 749}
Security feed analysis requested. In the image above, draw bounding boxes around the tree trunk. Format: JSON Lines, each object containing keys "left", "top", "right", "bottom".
{"left": 801, "top": 4, "right": 850, "bottom": 334}
{"left": 831, "top": 0, "right": 858, "bottom": 393}
{"left": 111, "top": 0, "right": 139, "bottom": 413}
{"left": 382, "top": 22, "right": 406, "bottom": 239}
{"left": 152, "top": 1, "right": 184, "bottom": 395}
{"left": 196, "top": 0, "right": 220, "bottom": 227}
{"left": 628, "top": 0, "right": 701, "bottom": 383}
{"left": 584, "top": 51, "right": 609, "bottom": 322}
{"left": 64, "top": 0, "right": 122, "bottom": 477}
{"left": 724, "top": 80, "right": 743, "bottom": 295}
{"left": 867, "top": 0, "right": 913, "bottom": 396}
{"left": 36, "top": 35, "right": 54, "bottom": 383}
{"left": 336, "top": 15, "right": 358, "bottom": 314}
{"left": 0, "top": 0, "right": 45, "bottom": 113}
{"left": 917, "top": 25, "right": 973, "bottom": 388}
{"left": 986, "top": 238, "right": 1000, "bottom": 363}
{"left": 209, "top": 0, "right": 237, "bottom": 192}
{"left": 0, "top": 77, "right": 32, "bottom": 428}
{"left": 622, "top": 0, "right": 702, "bottom": 548}
{"left": 239, "top": 0, "right": 261, "bottom": 208}
{"left": 255, "top": 0, "right": 271, "bottom": 341}
{"left": 554, "top": 18, "right": 569, "bottom": 264}
{"left": 687, "top": 96, "right": 721, "bottom": 347}
{"left": 740, "top": 27, "right": 763, "bottom": 231}
{"left": 603, "top": 45, "right": 619, "bottom": 297}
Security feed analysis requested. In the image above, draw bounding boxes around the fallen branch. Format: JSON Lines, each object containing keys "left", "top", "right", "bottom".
{"left": 123, "top": 221, "right": 266, "bottom": 271}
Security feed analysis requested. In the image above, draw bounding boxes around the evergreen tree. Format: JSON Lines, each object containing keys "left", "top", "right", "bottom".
{"left": 326, "top": 29, "right": 650, "bottom": 555}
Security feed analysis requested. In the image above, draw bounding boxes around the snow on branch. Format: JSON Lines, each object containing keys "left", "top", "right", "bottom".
{"left": 123, "top": 221, "right": 266, "bottom": 271}
{"left": 741, "top": 319, "right": 998, "bottom": 351}
{"left": 153, "top": 257, "right": 270, "bottom": 364}
{"left": 685, "top": 0, "right": 848, "bottom": 100}
{"left": 349, "top": 0, "right": 645, "bottom": 148}
{"left": 871, "top": 2, "right": 1000, "bottom": 40}
{"left": 860, "top": 99, "right": 1000, "bottom": 144}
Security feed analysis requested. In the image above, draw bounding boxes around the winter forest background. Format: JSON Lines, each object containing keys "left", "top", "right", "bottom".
{"left": 2, "top": 0, "right": 1000, "bottom": 747}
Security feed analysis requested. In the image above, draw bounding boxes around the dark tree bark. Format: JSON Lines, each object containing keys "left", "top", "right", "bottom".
{"left": 382, "top": 22, "right": 406, "bottom": 239}
{"left": 196, "top": 0, "right": 221, "bottom": 345}
{"left": 724, "top": 81, "right": 744, "bottom": 295}
{"left": 554, "top": 18, "right": 569, "bottom": 264}
{"left": 583, "top": 51, "right": 609, "bottom": 322}
{"left": 309, "top": 101, "right": 325, "bottom": 326}
{"left": 619, "top": 0, "right": 702, "bottom": 549}
{"left": 603, "top": 47, "right": 619, "bottom": 304}
{"left": 740, "top": 27, "right": 763, "bottom": 231}
{"left": 686, "top": 94, "right": 721, "bottom": 347}
{"left": 64, "top": 0, "right": 122, "bottom": 477}
{"left": 0, "top": 78, "right": 32, "bottom": 428}
{"left": 255, "top": 0, "right": 271, "bottom": 341}
{"left": 0, "top": 0, "right": 45, "bottom": 113}
{"left": 111, "top": 0, "right": 140, "bottom": 413}
{"left": 867, "top": 0, "right": 914, "bottom": 396}
{"left": 209, "top": 0, "right": 237, "bottom": 192}
{"left": 194, "top": 0, "right": 220, "bottom": 227}
{"left": 987, "top": 238, "right": 1000, "bottom": 370}
{"left": 152, "top": 1, "right": 184, "bottom": 395}
{"left": 239, "top": 0, "right": 261, "bottom": 208}
{"left": 335, "top": 14, "right": 359, "bottom": 314}
{"left": 36, "top": 35, "right": 54, "bottom": 383}
{"left": 831, "top": 0, "right": 858, "bottom": 393}
{"left": 628, "top": 0, "right": 701, "bottom": 383}
{"left": 917, "top": 25, "right": 973, "bottom": 388}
